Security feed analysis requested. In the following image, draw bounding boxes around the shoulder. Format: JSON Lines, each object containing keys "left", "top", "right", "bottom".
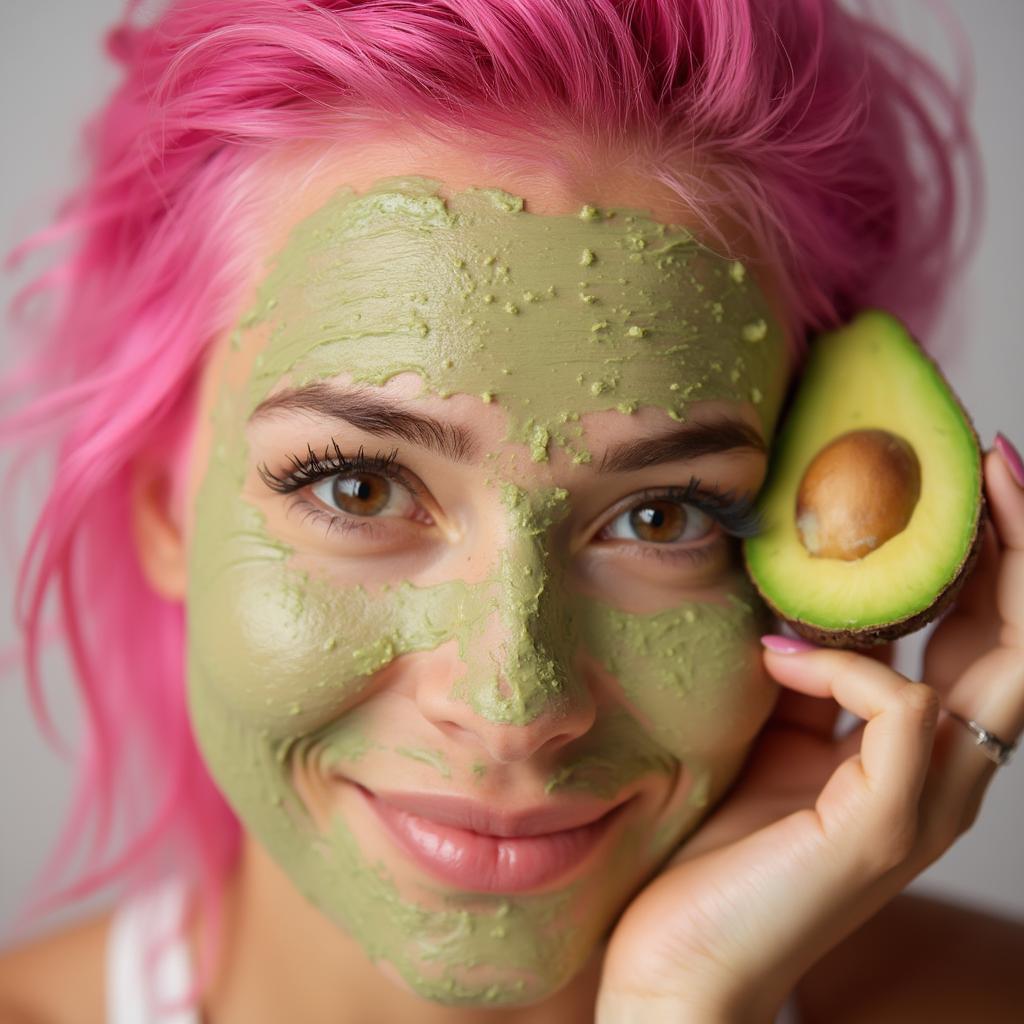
{"left": 795, "top": 891, "right": 1024, "bottom": 1023}
{"left": 0, "top": 909, "right": 112, "bottom": 1024}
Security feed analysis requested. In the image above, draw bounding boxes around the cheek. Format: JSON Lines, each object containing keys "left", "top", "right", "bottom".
{"left": 577, "top": 576, "right": 776, "bottom": 807}
{"left": 184, "top": 455, "right": 490, "bottom": 731}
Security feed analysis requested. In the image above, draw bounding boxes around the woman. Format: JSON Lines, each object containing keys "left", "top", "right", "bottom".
{"left": 1, "top": 2, "right": 1022, "bottom": 1022}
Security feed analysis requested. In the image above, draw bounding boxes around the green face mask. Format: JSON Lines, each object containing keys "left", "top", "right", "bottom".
{"left": 186, "top": 176, "right": 788, "bottom": 1006}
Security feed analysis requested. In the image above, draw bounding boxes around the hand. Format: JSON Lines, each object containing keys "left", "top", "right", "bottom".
{"left": 596, "top": 444, "right": 1024, "bottom": 1024}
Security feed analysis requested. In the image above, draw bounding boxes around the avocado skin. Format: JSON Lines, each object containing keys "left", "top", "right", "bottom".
{"left": 744, "top": 315, "right": 988, "bottom": 650}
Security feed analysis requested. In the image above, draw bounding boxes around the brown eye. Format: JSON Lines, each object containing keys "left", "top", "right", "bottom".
{"left": 630, "top": 501, "right": 685, "bottom": 542}
{"left": 607, "top": 498, "right": 715, "bottom": 545}
{"left": 332, "top": 473, "right": 389, "bottom": 515}
{"left": 311, "top": 472, "right": 415, "bottom": 519}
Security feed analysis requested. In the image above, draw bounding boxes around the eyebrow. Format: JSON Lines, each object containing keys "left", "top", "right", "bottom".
{"left": 249, "top": 382, "right": 765, "bottom": 471}
{"left": 250, "top": 381, "right": 478, "bottom": 462}
{"left": 599, "top": 418, "right": 765, "bottom": 472}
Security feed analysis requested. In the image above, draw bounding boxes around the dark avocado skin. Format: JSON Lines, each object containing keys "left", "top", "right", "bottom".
{"left": 745, "top": 328, "right": 988, "bottom": 650}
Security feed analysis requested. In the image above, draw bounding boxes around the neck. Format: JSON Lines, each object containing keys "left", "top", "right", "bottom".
{"left": 191, "top": 836, "right": 604, "bottom": 1024}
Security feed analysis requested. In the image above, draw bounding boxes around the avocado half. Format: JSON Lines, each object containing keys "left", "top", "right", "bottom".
{"left": 743, "top": 309, "right": 987, "bottom": 648}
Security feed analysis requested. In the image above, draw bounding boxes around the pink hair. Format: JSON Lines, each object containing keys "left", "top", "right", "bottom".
{"left": 1, "top": 0, "right": 980, "bottom": 1009}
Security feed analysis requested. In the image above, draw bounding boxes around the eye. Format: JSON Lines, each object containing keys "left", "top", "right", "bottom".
{"left": 310, "top": 471, "right": 417, "bottom": 519}
{"left": 256, "top": 444, "right": 431, "bottom": 537}
{"left": 604, "top": 497, "right": 716, "bottom": 546}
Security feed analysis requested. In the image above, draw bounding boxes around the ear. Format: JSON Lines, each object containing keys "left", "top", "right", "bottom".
{"left": 131, "top": 458, "right": 187, "bottom": 601}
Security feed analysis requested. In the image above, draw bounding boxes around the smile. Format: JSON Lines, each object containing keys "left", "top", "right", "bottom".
{"left": 352, "top": 783, "right": 634, "bottom": 893}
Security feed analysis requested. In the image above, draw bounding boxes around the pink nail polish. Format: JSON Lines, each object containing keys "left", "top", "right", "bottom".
{"left": 995, "top": 433, "right": 1024, "bottom": 488}
{"left": 761, "top": 634, "right": 820, "bottom": 654}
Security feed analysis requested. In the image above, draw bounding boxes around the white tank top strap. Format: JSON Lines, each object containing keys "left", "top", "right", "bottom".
{"left": 105, "top": 878, "right": 200, "bottom": 1024}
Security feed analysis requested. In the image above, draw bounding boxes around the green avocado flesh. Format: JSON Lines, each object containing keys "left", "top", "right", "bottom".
{"left": 743, "top": 309, "right": 984, "bottom": 645}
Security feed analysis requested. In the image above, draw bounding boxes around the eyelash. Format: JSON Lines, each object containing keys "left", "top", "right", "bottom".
{"left": 258, "top": 441, "right": 423, "bottom": 537}
{"left": 256, "top": 441, "right": 766, "bottom": 562}
{"left": 258, "top": 440, "right": 417, "bottom": 499}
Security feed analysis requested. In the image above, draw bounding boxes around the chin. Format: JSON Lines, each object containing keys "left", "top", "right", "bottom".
{"left": 376, "top": 933, "right": 600, "bottom": 1009}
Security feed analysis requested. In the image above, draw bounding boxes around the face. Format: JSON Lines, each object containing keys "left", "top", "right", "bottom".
{"left": 182, "top": 145, "right": 790, "bottom": 1007}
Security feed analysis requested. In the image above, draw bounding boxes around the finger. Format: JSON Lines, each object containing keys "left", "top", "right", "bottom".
{"left": 768, "top": 641, "right": 895, "bottom": 740}
{"left": 762, "top": 644, "right": 940, "bottom": 852}
{"left": 922, "top": 519, "right": 1003, "bottom": 692}
{"left": 987, "top": 440, "right": 1024, "bottom": 548}
{"left": 984, "top": 445, "right": 1024, "bottom": 632}
{"left": 923, "top": 446, "right": 1023, "bottom": 680}
{"left": 924, "top": 646, "right": 1024, "bottom": 842}
{"left": 927, "top": 445, "right": 1024, "bottom": 822}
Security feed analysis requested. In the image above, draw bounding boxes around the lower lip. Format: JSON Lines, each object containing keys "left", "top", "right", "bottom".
{"left": 356, "top": 786, "right": 628, "bottom": 893}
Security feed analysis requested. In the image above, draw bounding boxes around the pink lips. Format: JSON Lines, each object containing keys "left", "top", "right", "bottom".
{"left": 355, "top": 784, "right": 629, "bottom": 893}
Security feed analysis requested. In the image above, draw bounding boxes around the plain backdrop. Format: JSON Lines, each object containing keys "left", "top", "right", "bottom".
{"left": 2, "top": 0, "right": 1022, "bottom": 943}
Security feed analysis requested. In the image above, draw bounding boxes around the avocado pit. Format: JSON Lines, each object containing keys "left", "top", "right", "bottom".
{"left": 795, "top": 428, "right": 921, "bottom": 561}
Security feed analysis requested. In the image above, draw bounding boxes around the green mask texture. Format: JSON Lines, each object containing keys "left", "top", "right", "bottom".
{"left": 186, "top": 176, "right": 788, "bottom": 1006}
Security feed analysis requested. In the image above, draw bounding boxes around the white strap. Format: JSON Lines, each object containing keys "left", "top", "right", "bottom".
{"left": 105, "top": 880, "right": 200, "bottom": 1024}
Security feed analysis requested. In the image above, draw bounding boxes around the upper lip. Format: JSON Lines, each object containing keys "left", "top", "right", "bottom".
{"left": 361, "top": 785, "right": 629, "bottom": 838}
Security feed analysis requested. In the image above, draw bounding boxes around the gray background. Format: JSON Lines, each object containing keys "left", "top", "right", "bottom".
{"left": 2, "top": 1, "right": 1022, "bottom": 941}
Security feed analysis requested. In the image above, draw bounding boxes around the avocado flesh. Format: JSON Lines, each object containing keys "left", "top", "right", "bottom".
{"left": 743, "top": 309, "right": 986, "bottom": 647}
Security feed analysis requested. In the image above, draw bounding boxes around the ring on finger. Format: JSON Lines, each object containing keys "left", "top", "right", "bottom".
{"left": 947, "top": 711, "right": 1017, "bottom": 766}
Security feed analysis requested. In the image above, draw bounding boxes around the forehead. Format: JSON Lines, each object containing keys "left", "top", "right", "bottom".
{"left": 224, "top": 176, "right": 788, "bottom": 459}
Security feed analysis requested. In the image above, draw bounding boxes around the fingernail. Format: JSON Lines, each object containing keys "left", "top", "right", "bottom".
{"left": 761, "top": 634, "right": 820, "bottom": 654}
{"left": 995, "top": 433, "right": 1024, "bottom": 488}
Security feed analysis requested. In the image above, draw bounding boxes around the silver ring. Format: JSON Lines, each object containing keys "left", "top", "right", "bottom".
{"left": 948, "top": 712, "right": 1017, "bottom": 767}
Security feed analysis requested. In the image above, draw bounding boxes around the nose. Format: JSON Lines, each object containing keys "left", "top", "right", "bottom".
{"left": 415, "top": 658, "right": 596, "bottom": 763}
{"left": 414, "top": 489, "right": 595, "bottom": 763}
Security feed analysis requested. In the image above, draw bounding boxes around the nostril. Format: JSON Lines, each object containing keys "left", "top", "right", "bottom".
{"left": 431, "top": 719, "right": 473, "bottom": 743}
{"left": 419, "top": 699, "right": 594, "bottom": 763}
{"left": 485, "top": 726, "right": 559, "bottom": 765}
